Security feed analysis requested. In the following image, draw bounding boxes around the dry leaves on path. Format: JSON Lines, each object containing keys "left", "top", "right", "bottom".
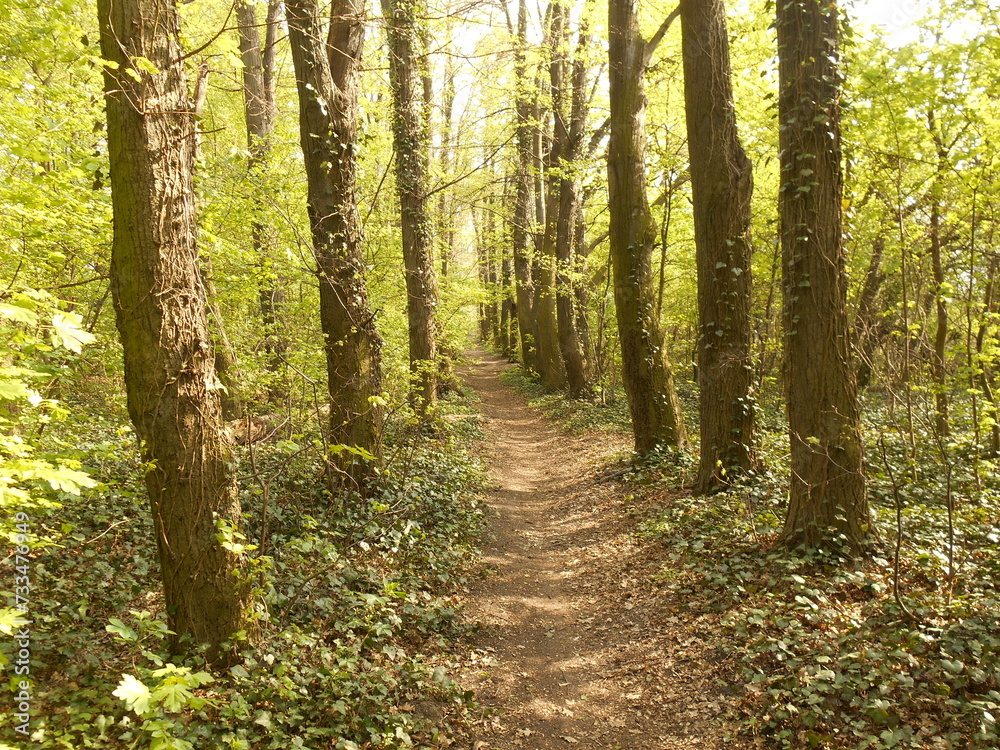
{"left": 450, "top": 351, "right": 751, "bottom": 750}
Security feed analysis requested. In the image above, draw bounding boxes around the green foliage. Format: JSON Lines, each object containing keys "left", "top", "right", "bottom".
{"left": 635, "top": 429, "right": 1000, "bottom": 750}
{"left": 498, "top": 363, "right": 632, "bottom": 435}
{"left": 0, "top": 390, "right": 485, "bottom": 749}
{"left": 0, "top": 290, "right": 97, "bottom": 539}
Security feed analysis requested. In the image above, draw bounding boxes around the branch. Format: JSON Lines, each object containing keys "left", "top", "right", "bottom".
{"left": 642, "top": 5, "right": 681, "bottom": 70}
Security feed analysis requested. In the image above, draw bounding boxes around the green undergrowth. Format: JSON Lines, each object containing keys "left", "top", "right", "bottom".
{"left": 497, "top": 363, "right": 632, "bottom": 435}
{"left": 1, "top": 392, "right": 487, "bottom": 749}
{"left": 629, "top": 443, "right": 1000, "bottom": 750}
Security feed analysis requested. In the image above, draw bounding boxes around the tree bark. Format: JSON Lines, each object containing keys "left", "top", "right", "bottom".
{"left": 533, "top": 5, "right": 566, "bottom": 391}
{"left": 286, "top": 0, "right": 384, "bottom": 484}
{"left": 237, "top": 0, "right": 288, "bottom": 396}
{"left": 381, "top": 0, "right": 439, "bottom": 413}
{"left": 98, "top": 0, "right": 249, "bottom": 654}
{"left": 929, "top": 112, "right": 950, "bottom": 437}
{"left": 512, "top": 0, "right": 538, "bottom": 371}
{"left": 608, "top": 0, "right": 687, "bottom": 452}
{"left": 553, "top": 13, "right": 592, "bottom": 397}
{"left": 680, "top": 0, "right": 758, "bottom": 493}
{"left": 776, "top": 0, "right": 869, "bottom": 554}
{"left": 853, "top": 235, "right": 886, "bottom": 390}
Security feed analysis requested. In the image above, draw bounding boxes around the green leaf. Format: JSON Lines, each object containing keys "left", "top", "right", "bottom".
{"left": 106, "top": 618, "right": 138, "bottom": 642}
{"left": 153, "top": 681, "right": 194, "bottom": 712}
{"left": 0, "top": 379, "right": 32, "bottom": 400}
{"left": 0, "top": 303, "right": 38, "bottom": 326}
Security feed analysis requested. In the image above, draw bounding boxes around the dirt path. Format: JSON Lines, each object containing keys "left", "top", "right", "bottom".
{"left": 454, "top": 351, "right": 747, "bottom": 750}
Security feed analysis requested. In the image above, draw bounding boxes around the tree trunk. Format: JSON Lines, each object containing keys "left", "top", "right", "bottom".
{"left": 286, "top": 0, "right": 384, "bottom": 485}
{"left": 437, "top": 49, "right": 456, "bottom": 278}
{"left": 237, "top": 0, "right": 288, "bottom": 397}
{"left": 501, "top": 249, "right": 516, "bottom": 357}
{"left": 381, "top": 0, "right": 439, "bottom": 413}
{"left": 608, "top": 0, "right": 687, "bottom": 452}
{"left": 512, "top": 0, "right": 538, "bottom": 371}
{"left": 976, "top": 257, "right": 1000, "bottom": 457}
{"left": 680, "top": 0, "right": 758, "bottom": 493}
{"left": 929, "top": 112, "right": 950, "bottom": 437}
{"left": 534, "top": 8, "right": 566, "bottom": 391}
{"left": 553, "top": 13, "right": 592, "bottom": 397}
{"left": 573, "top": 190, "right": 593, "bottom": 364}
{"left": 98, "top": 0, "right": 249, "bottom": 655}
{"left": 776, "top": 0, "right": 869, "bottom": 555}
{"left": 853, "top": 235, "right": 886, "bottom": 390}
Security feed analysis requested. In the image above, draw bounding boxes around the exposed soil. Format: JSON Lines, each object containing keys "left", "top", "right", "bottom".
{"left": 453, "top": 350, "right": 752, "bottom": 750}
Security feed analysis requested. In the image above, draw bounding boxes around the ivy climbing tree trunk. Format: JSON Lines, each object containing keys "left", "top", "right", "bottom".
{"left": 680, "top": 0, "right": 758, "bottom": 493}
{"left": 608, "top": 0, "right": 687, "bottom": 452}
{"left": 286, "top": 0, "right": 384, "bottom": 485}
{"left": 776, "top": 0, "right": 870, "bottom": 554}
{"left": 98, "top": 0, "right": 249, "bottom": 656}
{"left": 381, "top": 0, "right": 439, "bottom": 413}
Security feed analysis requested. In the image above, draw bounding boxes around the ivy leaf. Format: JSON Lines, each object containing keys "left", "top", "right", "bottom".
{"left": 113, "top": 674, "right": 152, "bottom": 716}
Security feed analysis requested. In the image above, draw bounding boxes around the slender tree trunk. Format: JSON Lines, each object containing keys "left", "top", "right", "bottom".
{"left": 437, "top": 49, "right": 456, "bottom": 278}
{"left": 286, "top": 0, "right": 384, "bottom": 484}
{"left": 553, "top": 13, "right": 592, "bottom": 397}
{"left": 608, "top": 0, "right": 687, "bottom": 452}
{"left": 573, "top": 190, "right": 593, "bottom": 364}
{"left": 191, "top": 67, "right": 244, "bottom": 421}
{"left": 929, "top": 112, "right": 951, "bottom": 436}
{"left": 98, "top": 0, "right": 248, "bottom": 655}
{"left": 977, "top": 257, "right": 1000, "bottom": 457}
{"left": 501, "top": 249, "right": 516, "bottom": 356}
{"left": 512, "top": 0, "right": 538, "bottom": 371}
{"left": 776, "top": 0, "right": 869, "bottom": 554}
{"left": 680, "top": 0, "right": 758, "bottom": 493}
{"left": 238, "top": 0, "right": 288, "bottom": 395}
{"left": 853, "top": 235, "right": 886, "bottom": 390}
{"left": 381, "top": 0, "right": 439, "bottom": 412}
{"left": 534, "top": 7, "right": 566, "bottom": 391}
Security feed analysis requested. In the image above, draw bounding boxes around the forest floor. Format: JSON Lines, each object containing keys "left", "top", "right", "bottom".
{"left": 452, "top": 350, "right": 753, "bottom": 750}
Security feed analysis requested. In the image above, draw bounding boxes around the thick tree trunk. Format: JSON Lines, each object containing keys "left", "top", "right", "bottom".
{"left": 286, "top": 0, "right": 384, "bottom": 484}
{"left": 381, "top": 0, "right": 439, "bottom": 413}
{"left": 608, "top": 0, "right": 687, "bottom": 452}
{"left": 776, "top": 0, "right": 869, "bottom": 554}
{"left": 512, "top": 0, "right": 538, "bottom": 371}
{"left": 680, "top": 0, "right": 758, "bottom": 493}
{"left": 98, "top": 0, "right": 249, "bottom": 654}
